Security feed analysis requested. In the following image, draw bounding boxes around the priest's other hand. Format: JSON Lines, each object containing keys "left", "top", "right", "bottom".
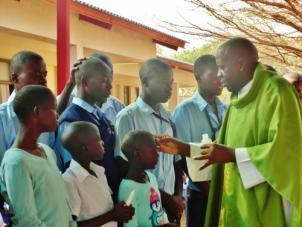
{"left": 194, "top": 144, "right": 236, "bottom": 170}
{"left": 156, "top": 136, "right": 190, "bottom": 157}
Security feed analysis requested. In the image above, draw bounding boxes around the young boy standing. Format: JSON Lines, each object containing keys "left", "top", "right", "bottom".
{"left": 61, "top": 121, "right": 134, "bottom": 227}
{"left": 118, "top": 130, "right": 177, "bottom": 227}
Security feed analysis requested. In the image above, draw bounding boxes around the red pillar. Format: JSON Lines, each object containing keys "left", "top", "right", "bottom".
{"left": 56, "top": 0, "right": 70, "bottom": 94}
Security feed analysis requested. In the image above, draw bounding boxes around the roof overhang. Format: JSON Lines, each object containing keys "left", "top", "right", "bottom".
{"left": 43, "top": 0, "right": 186, "bottom": 50}
{"left": 157, "top": 56, "right": 193, "bottom": 73}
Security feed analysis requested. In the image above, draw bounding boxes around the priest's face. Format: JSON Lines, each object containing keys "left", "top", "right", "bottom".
{"left": 216, "top": 49, "right": 245, "bottom": 93}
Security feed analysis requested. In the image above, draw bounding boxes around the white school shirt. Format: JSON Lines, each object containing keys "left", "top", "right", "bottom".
{"left": 63, "top": 160, "right": 117, "bottom": 227}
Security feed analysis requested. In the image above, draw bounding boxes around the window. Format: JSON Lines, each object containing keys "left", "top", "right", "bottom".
{"left": 124, "top": 86, "right": 131, "bottom": 105}
{"left": 0, "top": 59, "right": 12, "bottom": 103}
{"left": 135, "top": 87, "right": 139, "bottom": 99}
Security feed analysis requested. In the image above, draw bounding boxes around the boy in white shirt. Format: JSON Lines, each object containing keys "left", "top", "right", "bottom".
{"left": 62, "top": 121, "right": 134, "bottom": 226}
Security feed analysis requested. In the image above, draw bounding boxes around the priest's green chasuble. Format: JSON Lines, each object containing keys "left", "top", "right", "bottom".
{"left": 205, "top": 64, "right": 302, "bottom": 227}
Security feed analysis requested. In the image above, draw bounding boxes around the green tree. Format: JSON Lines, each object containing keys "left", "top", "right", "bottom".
{"left": 173, "top": 41, "right": 221, "bottom": 63}
{"left": 166, "top": 0, "right": 302, "bottom": 72}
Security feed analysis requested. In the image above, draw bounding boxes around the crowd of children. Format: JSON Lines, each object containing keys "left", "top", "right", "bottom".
{"left": 0, "top": 50, "right": 183, "bottom": 227}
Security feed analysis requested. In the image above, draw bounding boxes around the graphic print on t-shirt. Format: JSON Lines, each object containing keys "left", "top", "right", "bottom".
{"left": 149, "top": 187, "right": 165, "bottom": 226}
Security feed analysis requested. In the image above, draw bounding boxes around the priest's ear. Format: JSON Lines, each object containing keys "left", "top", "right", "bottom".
{"left": 141, "top": 76, "right": 150, "bottom": 88}
{"left": 236, "top": 57, "right": 246, "bottom": 72}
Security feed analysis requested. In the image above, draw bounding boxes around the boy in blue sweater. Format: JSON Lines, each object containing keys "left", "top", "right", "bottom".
{"left": 55, "top": 57, "right": 120, "bottom": 200}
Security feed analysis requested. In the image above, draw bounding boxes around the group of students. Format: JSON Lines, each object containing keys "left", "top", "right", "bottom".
{"left": 0, "top": 36, "right": 301, "bottom": 227}
{"left": 0, "top": 48, "right": 184, "bottom": 226}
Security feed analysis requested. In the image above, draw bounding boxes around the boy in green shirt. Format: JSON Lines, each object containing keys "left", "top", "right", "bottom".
{"left": 118, "top": 130, "right": 177, "bottom": 227}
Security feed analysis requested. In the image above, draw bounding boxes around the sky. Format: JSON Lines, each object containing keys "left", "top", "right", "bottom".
{"left": 81, "top": 0, "right": 210, "bottom": 56}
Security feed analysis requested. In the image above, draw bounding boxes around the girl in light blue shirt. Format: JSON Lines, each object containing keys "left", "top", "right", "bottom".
{"left": 0, "top": 85, "right": 75, "bottom": 227}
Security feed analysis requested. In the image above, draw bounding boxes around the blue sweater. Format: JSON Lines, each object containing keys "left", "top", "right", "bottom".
{"left": 59, "top": 104, "right": 121, "bottom": 198}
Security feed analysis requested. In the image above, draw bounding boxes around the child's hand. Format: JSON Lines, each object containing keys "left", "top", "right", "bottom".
{"left": 172, "top": 195, "right": 185, "bottom": 218}
{"left": 111, "top": 201, "right": 135, "bottom": 222}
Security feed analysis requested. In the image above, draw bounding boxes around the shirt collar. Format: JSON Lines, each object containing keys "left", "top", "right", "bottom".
{"left": 136, "top": 96, "right": 164, "bottom": 115}
{"left": 69, "top": 160, "right": 90, "bottom": 183}
{"left": 89, "top": 161, "right": 105, "bottom": 175}
{"left": 238, "top": 80, "right": 253, "bottom": 98}
{"left": 192, "top": 91, "right": 208, "bottom": 111}
{"left": 7, "top": 90, "right": 16, "bottom": 103}
{"left": 69, "top": 159, "right": 105, "bottom": 183}
{"left": 5, "top": 90, "right": 17, "bottom": 118}
{"left": 72, "top": 97, "right": 98, "bottom": 114}
{"left": 101, "top": 96, "right": 114, "bottom": 110}
{"left": 192, "top": 91, "right": 225, "bottom": 112}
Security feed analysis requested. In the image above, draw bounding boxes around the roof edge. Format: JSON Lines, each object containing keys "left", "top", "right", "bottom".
{"left": 43, "top": 0, "right": 187, "bottom": 50}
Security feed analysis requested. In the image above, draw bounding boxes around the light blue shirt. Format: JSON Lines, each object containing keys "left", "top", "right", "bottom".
{"left": 54, "top": 97, "right": 103, "bottom": 170}
{"left": 172, "top": 91, "right": 227, "bottom": 190}
{"left": 0, "top": 91, "right": 54, "bottom": 162}
{"left": 115, "top": 96, "right": 179, "bottom": 195}
{"left": 101, "top": 96, "right": 125, "bottom": 123}
{"left": 0, "top": 143, "right": 75, "bottom": 227}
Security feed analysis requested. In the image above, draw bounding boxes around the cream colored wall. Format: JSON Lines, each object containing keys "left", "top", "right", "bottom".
{"left": 0, "top": 29, "right": 57, "bottom": 93}
{"left": 0, "top": 0, "right": 195, "bottom": 109}
{"left": 112, "top": 69, "right": 195, "bottom": 110}
{"left": 112, "top": 74, "right": 140, "bottom": 104}
{"left": 71, "top": 13, "right": 156, "bottom": 62}
{"left": 0, "top": 0, "right": 156, "bottom": 60}
{"left": 168, "top": 68, "right": 195, "bottom": 110}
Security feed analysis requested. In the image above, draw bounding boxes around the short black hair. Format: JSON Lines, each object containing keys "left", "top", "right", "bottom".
{"left": 194, "top": 55, "right": 216, "bottom": 78}
{"left": 90, "top": 52, "right": 113, "bottom": 71}
{"left": 61, "top": 121, "right": 100, "bottom": 158}
{"left": 10, "top": 51, "right": 43, "bottom": 76}
{"left": 121, "top": 130, "right": 156, "bottom": 162}
{"left": 218, "top": 37, "right": 258, "bottom": 61}
{"left": 76, "top": 57, "right": 111, "bottom": 86}
{"left": 13, "top": 85, "right": 54, "bottom": 123}
{"left": 139, "top": 58, "right": 172, "bottom": 83}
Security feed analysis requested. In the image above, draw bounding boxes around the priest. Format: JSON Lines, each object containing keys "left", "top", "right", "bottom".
{"left": 157, "top": 38, "right": 302, "bottom": 227}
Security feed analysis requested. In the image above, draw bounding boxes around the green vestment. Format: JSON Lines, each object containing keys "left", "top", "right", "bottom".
{"left": 205, "top": 63, "right": 302, "bottom": 227}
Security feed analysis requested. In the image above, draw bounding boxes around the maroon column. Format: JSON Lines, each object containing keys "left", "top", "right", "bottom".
{"left": 56, "top": 0, "right": 70, "bottom": 94}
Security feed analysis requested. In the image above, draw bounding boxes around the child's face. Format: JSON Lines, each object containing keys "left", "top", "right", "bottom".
{"left": 85, "top": 134, "right": 105, "bottom": 161}
{"left": 36, "top": 96, "right": 58, "bottom": 132}
{"left": 198, "top": 66, "right": 223, "bottom": 96}
{"left": 144, "top": 70, "right": 173, "bottom": 104}
{"left": 137, "top": 144, "right": 159, "bottom": 169}
{"left": 84, "top": 72, "right": 112, "bottom": 104}
{"left": 14, "top": 60, "right": 47, "bottom": 90}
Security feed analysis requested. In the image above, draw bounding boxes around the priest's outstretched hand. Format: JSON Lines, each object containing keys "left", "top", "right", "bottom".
{"left": 194, "top": 144, "right": 235, "bottom": 170}
{"left": 156, "top": 135, "right": 236, "bottom": 171}
{"left": 155, "top": 135, "right": 190, "bottom": 157}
